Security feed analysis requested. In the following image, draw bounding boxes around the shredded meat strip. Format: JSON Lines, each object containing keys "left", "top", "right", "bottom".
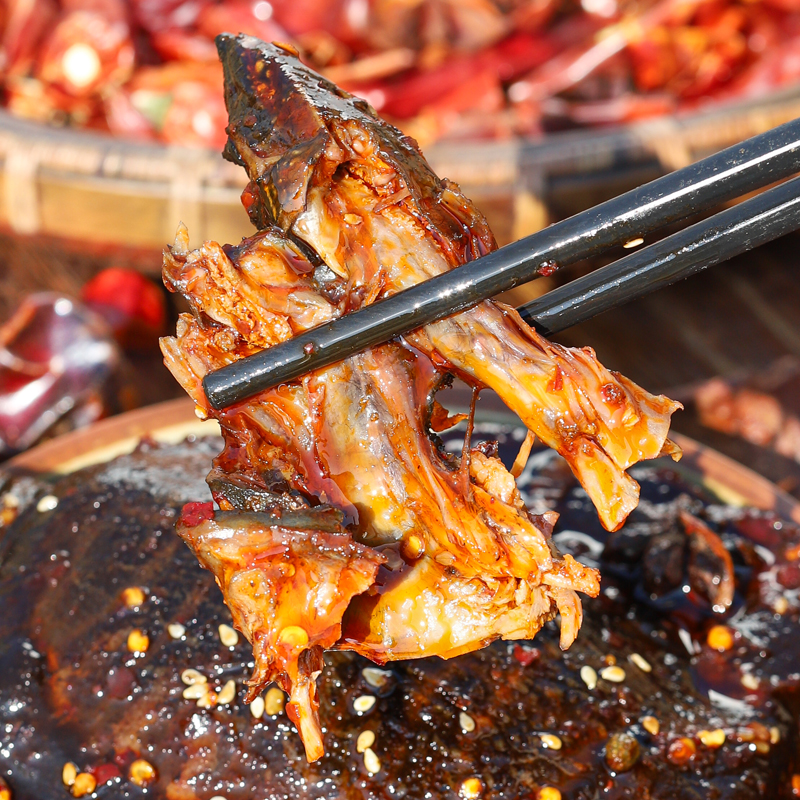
{"left": 160, "top": 34, "right": 681, "bottom": 762}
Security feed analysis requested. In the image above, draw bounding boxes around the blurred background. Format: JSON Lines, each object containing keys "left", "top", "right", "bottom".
{"left": 1, "top": 0, "right": 800, "bottom": 491}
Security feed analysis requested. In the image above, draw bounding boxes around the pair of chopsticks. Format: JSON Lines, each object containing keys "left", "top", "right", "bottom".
{"left": 203, "top": 118, "right": 800, "bottom": 410}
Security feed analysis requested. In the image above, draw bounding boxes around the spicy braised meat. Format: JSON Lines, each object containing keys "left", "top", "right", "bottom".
{"left": 159, "top": 34, "right": 681, "bottom": 762}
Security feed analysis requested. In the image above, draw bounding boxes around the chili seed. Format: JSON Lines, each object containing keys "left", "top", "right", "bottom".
{"left": 167, "top": 623, "right": 186, "bottom": 639}
{"left": 629, "top": 653, "right": 651, "bottom": 673}
{"left": 250, "top": 695, "right": 265, "bottom": 719}
{"left": 181, "top": 669, "right": 206, "bottom": 685}
{"left": 641, "top": 716, "right": 660, "bottom": 736}
{"left": 62, "top": 762, "right": 78, "bottom": 787}
{"left": 218, "top": 624, "right": 239, "bottom": 647}
{"left": 698, "top": 729, "right": 726, "bottom": 748}
{"left": 540, "top": 734, "right": 562, "bottom": 751}
{"left": 363, "top": 747, "right": 381, "bottom": 775}
{"left": 265, "top": 687, "right": 285, "bottom": 716}
{"left": 362, "top": 667, "right": 392, "bottom": 688}
{"left": 183, "top": 683, "right": 209, "bottom": 700}
{"left": 580, "top": 665, "right": 597, "bottom": 690}
{"left": 353, "top": 695, "right": 376, "bottom": 713}
{"left": 121, "top": 587, "right": 146, "bottom": 608}
{"left": 71, "top": 773, "right": 96, "bottom": 798}
{"left": 218, "top": 679, "right": 236, "bottom": 706}
{"left": 356, "top": 730, "right": 375, "bottom": 753}
{"left": 600, "top": 665, "right": 626, "bottom": 683}
{"left": 128, "top": 759, "right": 157, "bottom": 787}
{"left": 127, "top": 629, "right": 149, "bottom": 653}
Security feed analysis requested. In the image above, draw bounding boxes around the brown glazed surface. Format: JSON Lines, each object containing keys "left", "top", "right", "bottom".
{"left": 2, "top": 423, "right": 800, "bottom": 799}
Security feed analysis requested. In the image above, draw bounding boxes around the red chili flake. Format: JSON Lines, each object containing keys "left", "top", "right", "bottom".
{"left": 179, "top": 502, "right": 214, "bottom": 527}
{"left": 547, "top": 367, "right": 563, "bottom": 393}
{"left": 600, "top": 383, "right": 625, "bottom": 406}
{"left": 90, "top": 763, "right": 122, "bottom": 785}
{"left": 513, "top": 645, "right": 540, "bottom": 666}
{"left": 538, "top": 260, "right": 558, "bottom": 277}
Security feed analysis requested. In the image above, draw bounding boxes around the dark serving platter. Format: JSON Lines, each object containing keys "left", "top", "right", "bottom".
{"left": 1, "top": 398, "right": 800, "bottom": 799}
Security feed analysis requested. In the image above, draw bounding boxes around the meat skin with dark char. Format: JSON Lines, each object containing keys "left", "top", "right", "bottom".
{"left": 160, "top": 34, "right": 681, "bottom": 761}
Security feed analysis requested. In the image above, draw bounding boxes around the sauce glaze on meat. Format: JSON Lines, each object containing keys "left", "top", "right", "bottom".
{"left": 158, "top": 35, "right": 682, "bottom": 761}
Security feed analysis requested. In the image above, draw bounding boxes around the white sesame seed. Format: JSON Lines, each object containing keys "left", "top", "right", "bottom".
{"left": 629, "top": 653, "right": 652, "bottom": 673}
{"left": 265, "top": 687, "right": 285, "bottom": 716}
{"left": 459, "top": 711, "right": 476, "bottom": 733}
{"left": 363, "top": 747, "right": 381, "bottom": 774}
{"left": 770, "top": 727, "right": 781, "bottom": 744}
{"left": 183, "top": 683, "right": 210, "bottom": 700}
{"left": 353, "top": 694, "right": 376, "bottom": 713}
{"left": 168, "top": 623, "right": 186, "bottom": 639}
{"left": 37, "top": 495, "right": 58, "bottom": 512}
{"left": 362, "top": 667, "right": 392, "bottom": 688}
{"left": 600, "top": 665, "right": 626, "bottom": 683}
{"left": 210, "top": 796, "right": 228, "bottom": 800}
{"left": 774, "top": 596, "right": 789, "bottom": 615}
{"left": 357, "top": 730, "right": 376, "bottom": 753}
{"left": 250, "top": 695, "right": 265, "bottom": 719}
{"left": 217, "top": 679, "right": 236, "bottom": 705}
{"left": 623, "top": 237, "right": 644, "bottom": 248}
{"left": 181, "top": 669, "right": 207, "bottom": 686}
{"left": 540, "top": 733, "right": 562, "bottom": 750}
{"left": 580, "top": 665, "right": 598, "bottom": 690}
{"left": 218, "top": 623, "right": 239, "bottom": 647}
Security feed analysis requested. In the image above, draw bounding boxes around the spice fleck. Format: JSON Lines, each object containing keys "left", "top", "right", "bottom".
{"left": 181, "top": 668, "right": 206, "bottom": 685}
{"left": 218, "top": 623, "right": 239, "bottom": 647}
{"left": 218, "top": 679, "right": 237, "bottom": 705}
{"left": 629, "top": 653, "right": 651, "bottom": 673}
{"left": 354, "top": 694, "right": 376, "bottom": 713}
{"left": 600, "top": 665, "right": 626, "bottom": 683}
{"left": 540, "top": 733, "right": 562, "bottom": 750}
{"left": 363, "top": 747, "right": 381, "bottom": 774}
{"left": 127, "top": 629, "right": 149, "bottom": 654}
{"left": 265, "top": 687, "right": 285, "bottom": 716}
{"left": 641, "top": 716, "right": 660, "bottom": 735}
{"left": 580, "top": 665, "right": 597, "bottom": 690}
{"left": 250, "top": 695, "right": 265, "bottom": 719}
{"left": 167, "top": 623, "right": 186, "bottom": 639}
{"left": 62, "top": 762, "right": 78, "bottom": 787}
{"left": 37, "top": 495, "right": 58, "bottom": 512}
{"left": 129, "top": 759, "right": 157, "bottom": 787}
{"left": 357, "top": 730, "right": 376, "bottom": 753}
{"left": 459, "top": 711, "right": 476, "bottom": 733}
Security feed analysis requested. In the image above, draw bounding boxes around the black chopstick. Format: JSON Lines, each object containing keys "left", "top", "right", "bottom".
{"left": 519, "top": 173, "right": 800, "bottom": 336}
{"left": 203, "top": 119, "right": 800, "bottom": 410}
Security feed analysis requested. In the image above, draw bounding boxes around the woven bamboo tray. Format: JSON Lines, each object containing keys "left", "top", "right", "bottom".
{"left": 1, "top": 86, "right": 800, "bottom": 251}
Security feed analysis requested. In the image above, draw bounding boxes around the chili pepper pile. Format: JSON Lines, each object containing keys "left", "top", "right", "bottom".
{"left": 1, "top": 0, "right": 799, "bottom": 147}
